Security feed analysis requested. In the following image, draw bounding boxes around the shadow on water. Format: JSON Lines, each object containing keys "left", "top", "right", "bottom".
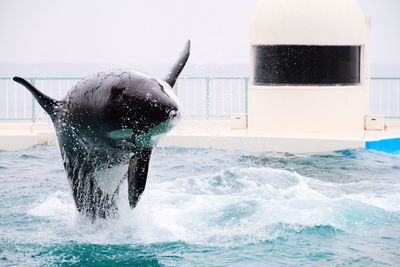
{"left": 35, "top": 243, "right": 161, "bottom": 267}
{"left": 0, "top": 241, "right": 162, "bottom": 266}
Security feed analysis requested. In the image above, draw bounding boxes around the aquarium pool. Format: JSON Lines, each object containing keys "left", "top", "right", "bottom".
{"left": 1, "top": 146, "right": 400, "bottom": 266}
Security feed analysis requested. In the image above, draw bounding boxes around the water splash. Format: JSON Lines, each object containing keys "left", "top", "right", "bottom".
{"left": 24, "top": 165, "right": 400, "bottom": 248}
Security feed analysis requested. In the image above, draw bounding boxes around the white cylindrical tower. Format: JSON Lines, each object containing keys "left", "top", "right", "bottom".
{"left": 248, "top": 0, "right": 371, "bottom": 134}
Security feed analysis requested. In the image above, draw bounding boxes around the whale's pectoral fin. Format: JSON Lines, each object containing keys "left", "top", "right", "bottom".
{"left": 164, "top": 40, "right": 191, "bottom": 88}
{"left": 128, "top": 148, "right": 152, "bottom": 208}
{"left": 12, "top": 76, "right": 59, "bottom": 117}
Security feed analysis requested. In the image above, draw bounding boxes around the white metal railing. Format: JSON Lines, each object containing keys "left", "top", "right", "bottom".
{"left": 0, "top": 76, "right": 399, "bottom": 121}
{"left": 370, "top": 78, "right": 400, "bottom": 119}
{"left": 0, "top": 77, "right": 249, "bottom": 121}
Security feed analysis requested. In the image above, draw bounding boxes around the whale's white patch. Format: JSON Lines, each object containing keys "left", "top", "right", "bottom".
{"left": 93, "top": 164, "right": 128, "bottom": 195}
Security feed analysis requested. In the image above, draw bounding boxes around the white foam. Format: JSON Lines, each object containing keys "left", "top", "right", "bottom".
{"left": 29, "top": 191, "right": 75, "bottom": 219}
{"left": 344, "top": 192, "right": 400, "bottom": 212}
{"left": 27, "top": 166, "right": 400, "bottom": 246}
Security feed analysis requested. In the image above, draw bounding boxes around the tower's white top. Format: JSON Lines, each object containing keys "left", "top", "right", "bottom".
{"left": 250, "top": 0, "right": 368, "bottom": 45}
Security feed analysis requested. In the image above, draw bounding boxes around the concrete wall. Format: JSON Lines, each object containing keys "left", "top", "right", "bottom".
{"left": 248, "top": 85, "right": 369, "bottom": 134}
{"left": 248, "top": 0, "right": 371, "bottom": 134}
{"left": 1, "top": 120, "right": 400, "bottom": 153}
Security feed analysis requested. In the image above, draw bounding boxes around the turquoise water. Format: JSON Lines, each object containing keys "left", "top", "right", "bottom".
{"left": 1, "top": 146, "right": 400, "bottom": 266}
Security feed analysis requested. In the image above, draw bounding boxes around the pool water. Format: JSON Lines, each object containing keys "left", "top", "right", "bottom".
{"left": 1, "top": 146, "right": 400, "bottom": 266}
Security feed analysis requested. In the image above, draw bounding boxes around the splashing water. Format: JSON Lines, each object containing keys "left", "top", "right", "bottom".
{"left": 1, "top": 146, "right": 400, "bottom": 266}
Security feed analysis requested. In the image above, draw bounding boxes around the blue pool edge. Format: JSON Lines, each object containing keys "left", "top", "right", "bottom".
{"left": 366, "top": 138, "right": 400, "bottom": 154}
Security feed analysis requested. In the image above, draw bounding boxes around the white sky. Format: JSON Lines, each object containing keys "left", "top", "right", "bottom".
{"left": 0, "top": 0, "right": 399, "bottom": 66}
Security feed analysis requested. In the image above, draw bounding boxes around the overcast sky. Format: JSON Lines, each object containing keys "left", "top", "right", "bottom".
{"left": 0, "top": 0, "right": 399, "bottom": 69}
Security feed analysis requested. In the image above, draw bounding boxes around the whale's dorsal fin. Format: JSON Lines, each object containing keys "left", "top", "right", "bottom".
{"left": 164, "top": 40, "right": 191, "bottom": 88}
{"left": 13, "top": 76, "right": 59, "bottom": 117}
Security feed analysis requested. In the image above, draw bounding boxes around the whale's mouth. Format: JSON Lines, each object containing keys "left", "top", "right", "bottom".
{"left": 168, "top": 109, "right": 180, "bottom": 120}
{"left": 106, "top": 116, "right": 179, "bottom": 150}
{"left": 134, "top": 119, "right": 178, "bottom": 148}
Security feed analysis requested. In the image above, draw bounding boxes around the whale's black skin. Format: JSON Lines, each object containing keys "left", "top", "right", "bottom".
{"left": 13, "top": 41, "right": 190, "bottom": 219}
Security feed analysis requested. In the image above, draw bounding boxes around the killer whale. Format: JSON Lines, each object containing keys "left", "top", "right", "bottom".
{"left": 13, "top": 41, "right": 190, "bottom": 219}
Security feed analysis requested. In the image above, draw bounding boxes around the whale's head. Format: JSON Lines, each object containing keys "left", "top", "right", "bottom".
{"left": 104, "top": 41, "right": 190, "bottom": 149}
{"left": 104, "top": 74, "right": 182, "bottom": 149}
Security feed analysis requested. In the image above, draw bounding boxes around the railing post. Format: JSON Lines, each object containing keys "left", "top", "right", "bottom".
{"left": 206, "top": 77, "right": 210, "bottom": 119}
{"left": 244, "top": 77, "right": 249, "bottom": 114}
{"left": 30, "top": 78, "right": 36, "bottom": 122}
{"left": 174, "top": 78, "right": 179, "bottom": 98}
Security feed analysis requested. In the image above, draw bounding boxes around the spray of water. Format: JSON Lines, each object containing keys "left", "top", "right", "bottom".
{"left": 27, "top": 165, "right": 399, "bottom": 247}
